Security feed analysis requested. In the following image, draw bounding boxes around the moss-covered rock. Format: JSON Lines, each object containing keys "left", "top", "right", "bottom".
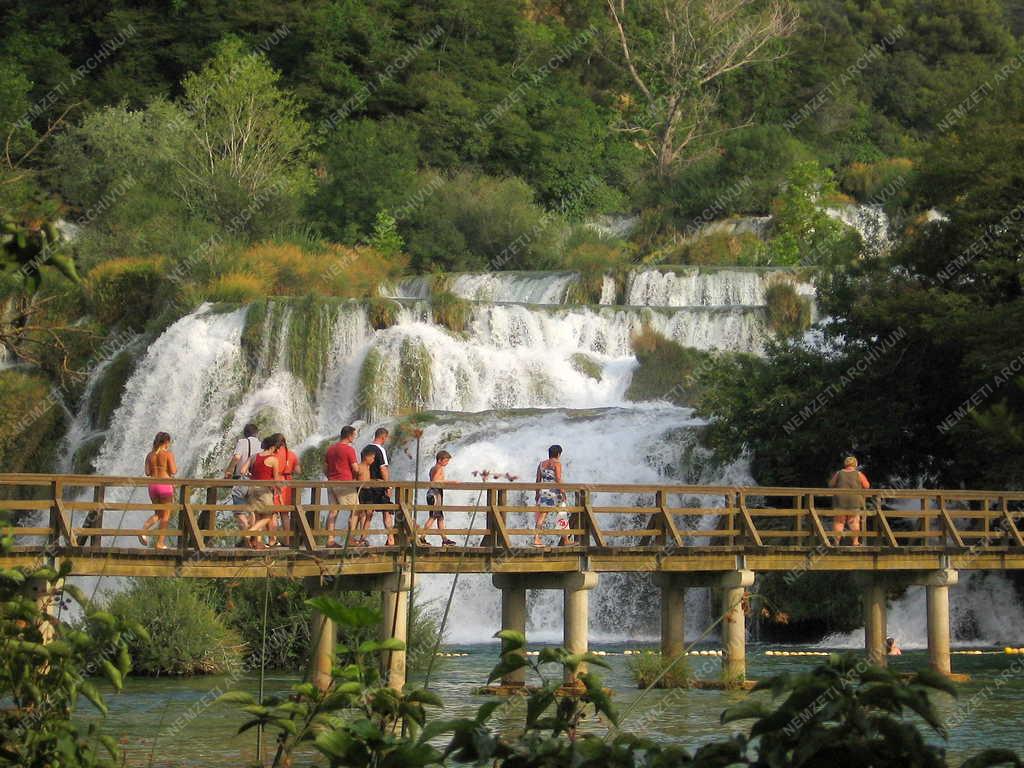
{"left": 765, "top": 281, "right": 811, "bottom": 338}
{"left": 71, "top": 434, "right": 105, "bottom": 475}
{"left": 569, "top": 353, "right": 603, "bottom": 381}
{"left": 624, "top": 326, "right": 713, "bottom": 406}
{"left": 366, "top": 297, "right": 400, "bottom": 330}
{"left": 240, "top": 299, "right": 268, "bottom": 372}
{"left": 431, "top": 290, "right": 470, "bottom": 333}
{"left": 86, "top": 349, "right": 136, "bottom": 430}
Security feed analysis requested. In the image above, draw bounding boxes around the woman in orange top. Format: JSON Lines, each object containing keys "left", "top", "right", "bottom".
{"left": 272, "top": 434, "right": 300, "bottom": 545}
{"left": 141, "top": 432, "right": 177, "bottom": 550}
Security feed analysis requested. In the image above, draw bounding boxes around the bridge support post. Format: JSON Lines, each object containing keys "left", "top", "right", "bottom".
{"left": 381, "top": 586, "right": 409, "bottom": 690}
{"left": 655, "top": 574, "right": 685, "bottom": 657}
{"left": 720, "top": 570, "right": 754, "bottom": 684}
{"left": 563, "top": 571, "right": 598, "bottom": 686}
{"left": 498, "top": 578, "right": 527, "bottom": 687}
{"left": 923, "top": 569, "right": 958, "bottom": 676}
{"left": 309, "top": 609, "right": 335, "bottom": 692}
{"left": 861, "top": 576, "right": 888, "bottom": 667}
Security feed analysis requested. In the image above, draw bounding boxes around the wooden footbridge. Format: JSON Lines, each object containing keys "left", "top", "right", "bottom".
{"left": 4, "top": 473, "right": 1023, "bottom": 688}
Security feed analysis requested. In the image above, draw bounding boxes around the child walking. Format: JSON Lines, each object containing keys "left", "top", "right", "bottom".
{"left": 421, "top": 451, "right": 457, "bottom": 547}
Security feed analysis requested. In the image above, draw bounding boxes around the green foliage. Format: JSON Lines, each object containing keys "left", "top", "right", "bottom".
{"left": 0, "top": 544, "right": 141, "bottom": 767}
{"left": 403, "top": 171, "right": 566, "bottom": 273}
{"left": 721, "top": 653, "right": 964, "bottom": 767}
{"left": 761, "top": 161, "right": 854, "bottom": 266}
{"left": 757, "top": 572, "right": 867, "bottom": 638}
{"left": 625, "top": 326, "right": 713, "bottom": 407}
{"left": 431, "top": 290, "right": 471, "bottom": 334}
{"left": 100, "top": 579, "right": 243, "bottom": 676}
{"left": 676, "top": 232, "right": 763, "bottom": 266}
{"left": 562, "top": 230, "right": 630, "bottom": 305}
{"left": 840, "top": 158, "right": 914, "bottom": 202}
{"left": 368, "top": 211, "right": 405, "bottom": 256}
{"left": 764, "top": 282, "right": 812, "bottom": 338}
{"left": 310, "top": 118, "right": 420, "bottom": 242}
{"left": 0, "top": 370, "right": 67, "bottom": 489}
{"left": 85, "top": 257, "right": 168, "bottom": 331}
{"left": 179, "top": 37, "right": 312, "bottom": 225}
{"left": 627, "top": 651, "right": 693, "bottom": 689}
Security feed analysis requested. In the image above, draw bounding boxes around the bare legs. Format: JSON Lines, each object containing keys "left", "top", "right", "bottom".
{"left": 833, "top": 514, "right": 861, "bottom": 546}
{"left": 534, "top": 509, "right": 548, "bottom": 547}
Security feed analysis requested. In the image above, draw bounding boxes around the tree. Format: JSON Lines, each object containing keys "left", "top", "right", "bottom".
{"left": 177, "top": 36, "right": 312, "bottom": 224}
{"left": 606, "top": 0, "right": 799, "bottom": 177}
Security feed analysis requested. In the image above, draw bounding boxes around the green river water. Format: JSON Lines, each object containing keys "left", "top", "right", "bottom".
{"left": 86, "top": 644, "right": 1024, "bottom": 767}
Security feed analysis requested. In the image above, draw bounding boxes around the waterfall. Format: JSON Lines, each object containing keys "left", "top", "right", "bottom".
{"left": 67, "top": 264, "right": 967, "bottom": 644}
{"left": 820, "top": 572, "right": 1024, "bottom": 650}
{"left": 386, "top": 405, "right": 752, "bottom": 642}
{"left": 625, "top": 267, "right": 813, "bottom": 307}
{"left": 826, "top": 203, "right": 892, "bottom": 258}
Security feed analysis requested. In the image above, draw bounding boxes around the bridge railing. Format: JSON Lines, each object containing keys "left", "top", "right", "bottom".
{"left": 1, "top": 474, "right": 1023, "bottom": 554}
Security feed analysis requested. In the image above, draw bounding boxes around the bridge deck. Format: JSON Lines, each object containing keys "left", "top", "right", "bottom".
{"left": 2, "top": 474, "right": 1023, "bottom": 577}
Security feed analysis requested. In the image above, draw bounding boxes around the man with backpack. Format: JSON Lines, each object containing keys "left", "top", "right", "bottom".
{"left": 224, "top": 423, "right": 261, "bottom": 539}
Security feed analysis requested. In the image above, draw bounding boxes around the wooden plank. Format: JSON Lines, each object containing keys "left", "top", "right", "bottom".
{"left": 806, "top": 496, "right": 832, "bottom": 548}
{"left": 1000, "top": 497, "right": 1024, "bottom": 547}
{"left": 87, "top": 485, "right": 105, "bottom": 549}
{"left": 657, "top": 489, "right": 683, "bottom": 547}
{"left": 874, "top": 503, "right": 898, "bottom": 548}
{"left": 180, "top": 501, "right": 205, "bottom": 553}
{"left": 582, "top": 500, "right": 607, "bottom": 548}
{"left": 293, "top": 502, "right": 316, "bottom": 551}
{"left": 738, "top": 495, "right": 763, "bottom": 547}
{"left": 54, "top": 497, "right": 78, "bottom": 547}
{"left": 938, "top": 495, "right": 966, "bottom": 548}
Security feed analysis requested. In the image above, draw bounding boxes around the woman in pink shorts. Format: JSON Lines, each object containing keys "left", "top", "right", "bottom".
{"left": 140, "top": 431, "right": 177, "bottom": 549}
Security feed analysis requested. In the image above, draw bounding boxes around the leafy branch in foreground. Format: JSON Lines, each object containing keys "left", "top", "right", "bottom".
{"left": 0, "top": 534, "right": 144, "bottom": 767}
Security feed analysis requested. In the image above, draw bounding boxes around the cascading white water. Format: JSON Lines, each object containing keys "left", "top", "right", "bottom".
{"left": 386, "top": 405, "right": 752, "bottom": 642}
{"left": 72, "top": 265, "right": 1024, "bottom": 647}
{"left": 820, "top": 572, "right": 1024, "bottom": 650}
{"left": 625, "top": 268, "right": 813, "bottom": 307}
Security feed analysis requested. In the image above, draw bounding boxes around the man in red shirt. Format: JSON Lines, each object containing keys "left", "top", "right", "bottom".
{"left": 324, "top": 425, "right": 361, "bottom": 547}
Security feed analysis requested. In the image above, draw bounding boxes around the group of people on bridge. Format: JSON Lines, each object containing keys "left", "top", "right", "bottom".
{"left": 139, "top": 425, "right": 575, "bottom": 550}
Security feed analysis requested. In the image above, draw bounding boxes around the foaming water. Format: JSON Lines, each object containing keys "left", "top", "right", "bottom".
{"left": 625, "top": 268, "right": 813, "bottom": 307}
{"left": 820, "top": 571, "right": 1024, "bottom": 649}
{"left": 385, "top": 406, "right": 752, "bottom": 643}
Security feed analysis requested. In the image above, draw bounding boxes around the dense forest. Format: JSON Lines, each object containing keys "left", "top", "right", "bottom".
{"left": 1, "top": 0, "right": 1023, "bottom": 498}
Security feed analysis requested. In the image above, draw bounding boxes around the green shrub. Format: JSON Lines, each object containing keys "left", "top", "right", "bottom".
{"left": 101, "top": 579, "right": 243, "bottom": 675}
{"left": 678, "top": 231, "right": 762, "bottom": 266}
{"left": 403, "top": 170, "right": 566, "bottom": 272}
{"left": 627, "top": 651, "right": 693, "bottom": 688}
{"left": 765, "top": 282, "right": 812, "bottom": 338}
{"left": 367, "top": 297, "right": 401, "bottom": 330}
{"left": 0, "top": 547, "right": 140, "bottom": 767}
{"left": 625, "top": 326, "right": 713, "bottom": 406}
{"left": 562, "top": 231, "right": 631, "bottom": 304}
{"left": 203, "top": 272, "right": 270, "bottom": 303}
{"left": 0, "top": 370, "right": 67, "bottom": 506}
{"left": 431, "top": 290, "right": 471, "bottom": 333}
{"left": 86, "top": 257, "right": 168, "bottom": 331}
{"left": 841, "top": 157, "right": 914, "bottom": 202}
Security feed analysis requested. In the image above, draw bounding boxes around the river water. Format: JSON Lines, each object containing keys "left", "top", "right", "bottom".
{"left": 88, "top": 644, "right": 1024, "bottom": 767}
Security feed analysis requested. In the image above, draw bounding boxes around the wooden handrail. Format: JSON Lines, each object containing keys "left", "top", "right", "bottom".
{"left": 3, "top": 474, "right": 1023, "bottom": 561}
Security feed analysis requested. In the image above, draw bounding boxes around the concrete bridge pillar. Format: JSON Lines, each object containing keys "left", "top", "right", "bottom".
{"left": 496, "top": 576, "right": 528, "bottom": 687}
{"left": 309, "top": 609, "right": 335, "bottom": 692}
{"left": 381, "top": 585, "right": 410, "bottom": 690}
{"left": 861, "top": 576, "right": 888, "bottom": 667}
{"left": 923, "top": 569, "right": 958, "bottom": 676}
{"left": 720, "top": 570, "right": 754, "bottom": 683}
{"left": 654, "top": 574, "right": 686, "bottom": 657}
{"left": 563, "top": 571, "right": 598, "bottom": 685}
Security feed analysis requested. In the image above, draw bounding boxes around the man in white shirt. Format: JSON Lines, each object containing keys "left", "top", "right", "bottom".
{"left": 224, "top": 423, "right": 261, "bottom": 535}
